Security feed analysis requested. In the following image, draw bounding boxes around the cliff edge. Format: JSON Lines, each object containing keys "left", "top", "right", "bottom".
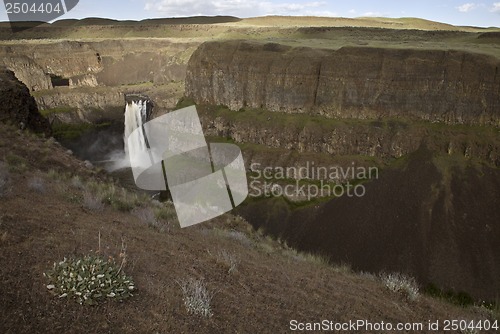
{"left": 0, "top": 67, "right": 51, "bottom": 135}
{"left": 186, "top": 40, "right": 500, "bottom": 126}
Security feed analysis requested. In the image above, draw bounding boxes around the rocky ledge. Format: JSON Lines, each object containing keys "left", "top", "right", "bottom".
{"left": 0, "top": 67, "right": 51, "bottom": 135}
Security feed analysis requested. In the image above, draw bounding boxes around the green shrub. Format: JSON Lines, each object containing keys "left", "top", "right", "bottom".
{"left": 153, "top": 202, "right": 177, "bottom": 222}
{"left": 44, "top": 255, "right": 135, "bottom": 305}
{"left": 40, "top": 106, "right": 76, "bottom": 117}
{"left": 86, "top": 181, "right": 137, "bottom": 212}
{"left": 424, "top": 283, "right": 477, "bottom": 307}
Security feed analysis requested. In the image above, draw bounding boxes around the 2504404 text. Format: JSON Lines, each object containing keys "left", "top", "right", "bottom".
{"left": 5, "top": 2, "right": 63, "bottom": 14}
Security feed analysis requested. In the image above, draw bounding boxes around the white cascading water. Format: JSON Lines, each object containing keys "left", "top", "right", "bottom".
{"left": 107, "top": 100, "right": 149, "bottom": 171}
{"left": 124, "top": 100, "right": 148, "bottom": 158}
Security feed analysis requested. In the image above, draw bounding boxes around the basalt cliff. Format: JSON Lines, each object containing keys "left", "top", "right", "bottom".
{"left": 0, "top": 67, "right": 51, "bottom": 135}
{"left": 186, "top": 40, "right": 500, "bottom": 126}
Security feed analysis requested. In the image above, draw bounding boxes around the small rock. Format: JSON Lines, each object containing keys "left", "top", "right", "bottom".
{"left": 84, "top": 160, "right": 93, "bottom": 169}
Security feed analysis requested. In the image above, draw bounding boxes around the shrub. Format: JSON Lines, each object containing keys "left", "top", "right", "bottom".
{"left": 178, "top": 278, "right": 214, "bottom": 317}
{"left": 82, "top": 191, "right": 105, "bottom": 212}
{"left": 71, "top": 176, "right": 84, "bottom": 190}
{"left": 226, "top": 230, "right": 253, "bottom": 247}
{"left": 44, "top": 255, "right": 135, "bottom": 305}
{"left": 214, "top": 249, "right": 239, "bottom": 274}
{"left": 87, "top": 182, "right": 136, "bottom": 212}
{"left": 133, "top": 207, "right": 157, "bottom": 226}
{"left": 207, "top": 228, "right": 253, "bottom": 247}
{"left": 153, "top": 202, "right": 177, "bottom": 222}
{"left": 424, "top": 283, "right": 476, "bottom": 307}
{"left": 380, "top": 272, "right": 420, "bottom": 301}
{"left": 5, "top": 153, "right": 28, "bottom": 173}
{"left": 28, "top": 176, "right": 46, "bottom": 193}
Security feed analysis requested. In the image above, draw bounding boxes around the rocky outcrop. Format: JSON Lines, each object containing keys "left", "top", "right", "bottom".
{"left": 0, "top": 39, "right": 200, "bottom": 91}
{"left": 0, "top": 67, "right": 51, "bottom": 135}
{"left": 35, "top": 88, "right": 124, "bottom": 124}
{"left": 34, "top": 82, "right": 184, "bottom": 124}
{"left": 197, "top": 106, "right": 500, "bottom": 166}
{"left": 0, "top": 39, "right": 197, "bottom": 123}
{"left": 186, "top": 40, "right": 500, "bottom": 126}
{"left": 1, "top": 55, "right": 52, "bottom": 91}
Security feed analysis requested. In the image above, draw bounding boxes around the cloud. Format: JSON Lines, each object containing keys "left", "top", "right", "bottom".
{"left": 362, "top": 12, "right": 383, "bottom": 17}
{"left": 457, "top": 3, "right": 477, "bottom": 12}
{"left": 492, "top": 2, "right": 500, "bottom": 12}
{"left": 143, "top": 0, "right": 333, "bottom": 17}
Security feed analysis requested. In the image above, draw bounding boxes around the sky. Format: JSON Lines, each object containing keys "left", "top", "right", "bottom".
{"left": 1, "top": 0, "right": 499, "bottom": 27}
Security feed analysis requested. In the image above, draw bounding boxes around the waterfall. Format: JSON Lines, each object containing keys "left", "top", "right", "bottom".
{"left": 124, "top": 100, "right": 149, "bottom": 159}
{"left": 107, "top": 96, "right": 152, "bottom": 172}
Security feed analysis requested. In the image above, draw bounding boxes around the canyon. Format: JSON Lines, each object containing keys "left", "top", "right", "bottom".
{"left": 0, "top": 17, "right": 499, "bottom": 302}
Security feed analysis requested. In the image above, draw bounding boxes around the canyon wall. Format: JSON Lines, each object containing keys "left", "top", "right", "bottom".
{"left": 186, "top": 40, "right": 500, "bottom": 126}
{"left": 0, "top": 39, "right": 199, "bottom": 90}
{"left": 0, "top": 39, "right": 198, "bottom": 122}
{"left": 198, "top": 108, "right": 500, "bottom": 166}
{"left": 0, "top": 67, "right": 50, "bottom": 135}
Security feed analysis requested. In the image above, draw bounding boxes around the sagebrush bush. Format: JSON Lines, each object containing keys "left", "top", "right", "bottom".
{"left": 214, "top": 249, "right": 239, "bottom": 274}
{"left": 82, "top": 191, "right": 105, "bottom": 212}
{"left": 179, "top": 278, "right": 214, "bottom": 317}
{"left": 133, "top": 207, "right": 158, "bottom": 226}
{"left": 44, "top": 255, "right": 135, "bottom": 305}
{"left": 71, "top": 175, "right": 84, "bottom": 190}
{"left": 28, "top": 176, "right": 46, "bottom": 193}
{"left": 380, "top": 272, "right": 420, "bottom": 301}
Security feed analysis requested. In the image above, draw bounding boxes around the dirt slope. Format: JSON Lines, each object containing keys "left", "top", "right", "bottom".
{"left": 0, "top": 127, "right": 496, "bottom": 333}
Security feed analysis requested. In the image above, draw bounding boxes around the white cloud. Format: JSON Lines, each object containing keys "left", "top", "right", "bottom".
{"left": 457, "top": 3, "right": 477, "bottom": 13}
{"left": 491, "top": 2, "right": 500, "bottom": 12}
{"left": 362, "top": 12, "right": 383, "bottom": 17}
{"left": 143, "top": 0, "right": 333, "bottom": 17}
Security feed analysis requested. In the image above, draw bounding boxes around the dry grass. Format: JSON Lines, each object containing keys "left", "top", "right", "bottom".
{"left": 178, "top": 278, "right": 215, "bottom": 318}
{"left": 211, "top": 249, "right": 240, "bottom": 274}
{"left": 0, "top": 231, "right": 7, "bottom": 243}
{"left": 380, "top": 272, "right": 420, "bottom": 301}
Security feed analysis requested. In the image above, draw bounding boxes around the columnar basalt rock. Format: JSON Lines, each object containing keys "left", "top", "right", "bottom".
{"left": 186, "top": 40, "right": 500, "bottom": 126}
